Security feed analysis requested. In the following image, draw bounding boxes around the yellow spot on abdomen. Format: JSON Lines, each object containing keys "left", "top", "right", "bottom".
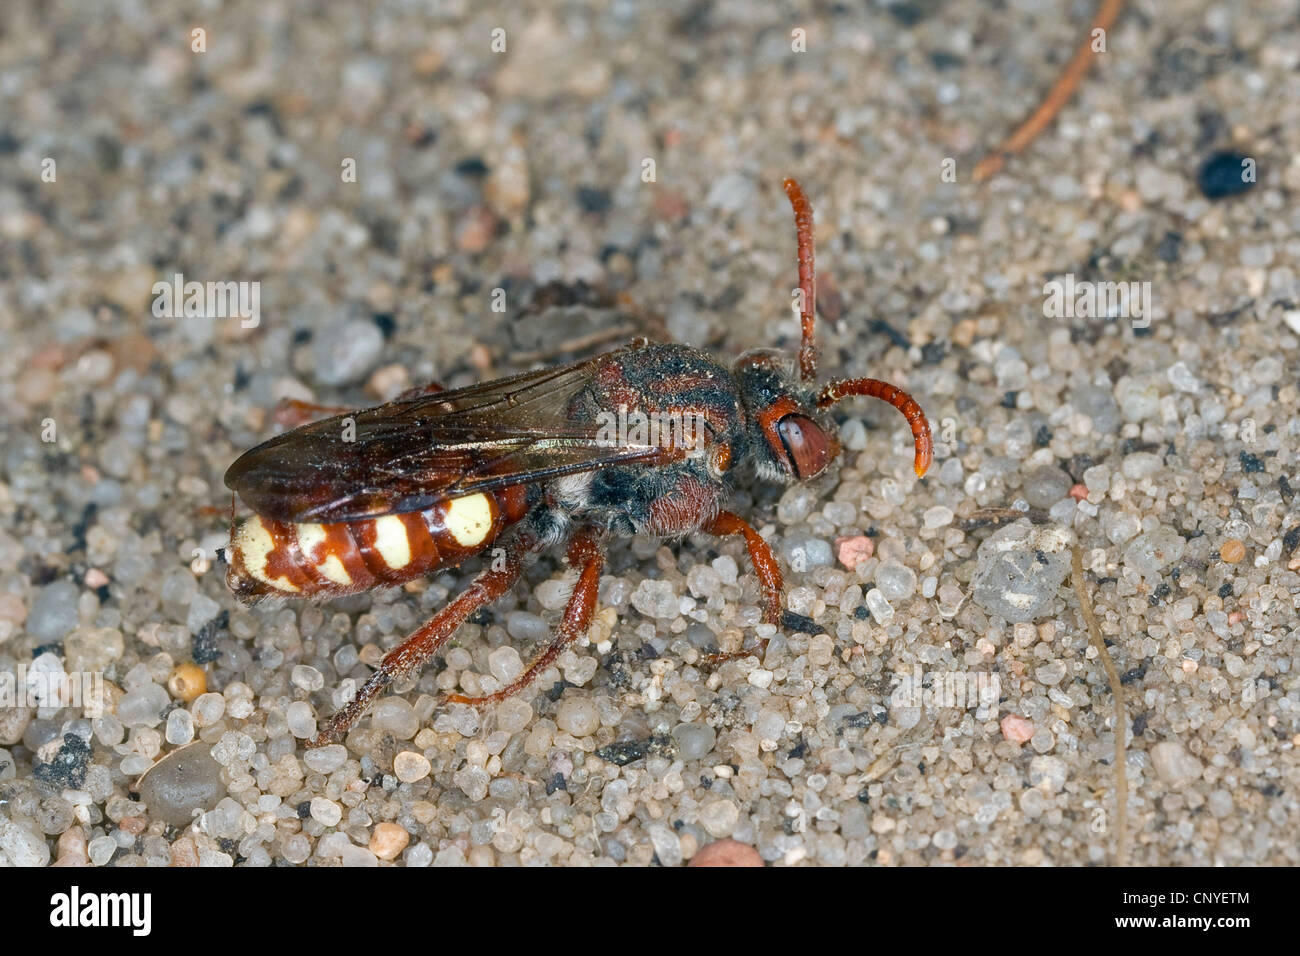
{"left": 444, "top": 493, "right": 493, "bottom": 547}
{"left": 234, "top": 515, "right": 300, "bottom": 593}
{"left": 296, "top": 522, "right": 353, "bottom": 586}
{"left": 373, "top": 515, "right": 412, "bottom": 569}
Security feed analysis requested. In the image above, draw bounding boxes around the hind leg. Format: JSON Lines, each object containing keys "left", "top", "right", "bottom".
{"left": 272, "top": 382, "right": 446, "bottom": 428}
{"left": 272, "top": 398, "right": 352, "bottom": 427}
{"left": 309, "top": 530, "right": 536, "bottom": 746}
{"left": 444, "top": 527, "right": 604, "bottom": 708}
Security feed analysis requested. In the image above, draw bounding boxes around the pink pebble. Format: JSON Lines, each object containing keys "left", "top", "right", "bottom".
{"left": 835, "top": 535, "right": 873, "bottom": 570}
{"left": 689, "top": 839, "right": 763, "bottom": 867}
{"left": 1068, "top": 484, "right": 1089, "bottom": 501}
{"left": 1000, "top": 714, "right": 1034, "bottom": 744}
{"left": 85, "top": 568, "right": 110, "bottom": 588}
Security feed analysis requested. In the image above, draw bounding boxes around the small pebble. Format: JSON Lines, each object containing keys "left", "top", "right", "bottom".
{"left": 1150, "top": 741, "right": 1204, "bottom": 789}
{"left": 27, "top": 580, "right": 80, "bottom": 641}
{"left": 1021, "top": 465, "right": 1072, "bottom": 508}
{"left": 370, "top": 822, "right": 410, "bottom": 861}
{"left": 1123, "top": 526, "right": 1186, "bottom": 577}
{"left": 393, "top": 751, "right": 432, "bottom": 783}
{"left": 972, "top": 522, "right": 1073, "bottom": 623}
{"left": 87, "top": 835, "right": 117, "bottom": 866}
{"left": 303, "top": 744, "right": 348, "bottom": 774}
{"left": 313, "top": 318, "right": 385, "bottom": 386}
{"left": 1000, "top": 714, "right": 1034, "bottom": 744}
{"left": 1220, "top": 539, "right": 1246, "bottom": 564}
{"left": 555, "top": 698, "right": 600, "bottom": 737}
{"left": 118, "top": 683, "right": 170, "bottom": 728}
{"left": 370, "top": 698, "right": 419, "bottom": 739}
{"left": 630, "top": 579, "right": 679, "bottom": 619}
{"left": 165, "top": 708, "right": 195, "bottom": 746}
{"left": 689, "top": 839, "right": 762, "bottom": 867}
{"left": 698, "top": 798, "right": 740, "bottom": 838}
{"left": 922, "top": 505, "right": 953, "bottom": 529}
{"left": 310, "top": 797, "right": 343, "bottom": 827}
{"left": 864, "top": 588, "right": 895, "bottom": 624}
{"left": 136, "top": 744, "right": 225, "bottom": 827}
{"left": 1197, "top": 150, "right": 1256, "bottom": 200}
{"left": 835, "top": 535, "right": 873, "bottom": 570}
{"left": 875, "top": 560, "right": 917, "bottom": 601}
{"left": 340, "top": 844, "right": 379, "bottom": 867}
{"left": 167, "top": 662, "right": 207, "bottom": 702}
{"left": 672, "top": 721, "right": 717, "bottom": 761}
{"left": 286, "top": 701, "right": 316, "bottom": 738}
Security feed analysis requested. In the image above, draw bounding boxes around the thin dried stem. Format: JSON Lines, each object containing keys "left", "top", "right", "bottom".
{"left": 973, "top": 0, "right": 1128, "bottom": 182}
{"left": 1072, "top": 546, "right": 1129, "bottom": 867}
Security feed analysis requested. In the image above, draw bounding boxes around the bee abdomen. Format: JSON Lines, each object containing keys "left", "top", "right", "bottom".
{"left": 226, "top": 490, "right": 520, "bottom": 603}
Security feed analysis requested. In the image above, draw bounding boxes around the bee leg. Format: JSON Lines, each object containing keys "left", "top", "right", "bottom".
{"left": 271, "top": 398, "right": 352, "bottom": 427}
{"left": 706, "top": 511, "right": 784, "bottom": 626}
{"left": 444, "top": 527, "right": 605, "bottom": 708}
{"left": 701, "top": 511, "right": 789, "bottom": 666}
{"left": 307, "top": 535, "right": 534, "bottom": 747}
{"left": 393, "top": 381, "right": 445, "bottom": 401}
{"left": 273, "top": 383, "right": 446, "bottom": 430}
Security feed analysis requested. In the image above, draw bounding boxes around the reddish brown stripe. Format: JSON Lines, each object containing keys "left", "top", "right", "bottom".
{"left": 499, "top": 484, "right": 529, "bottom": 523}
{"left": 399, "top": 511, "right": 440, "bottom": 575}
{"left": 324, "top": 522, "right": 376, "bottom": 590}
{"left": 354, "top": 520, "right": 398, "bottom": 583}
{"left": 262, "top": 518, "right": 314, "bottom": 591}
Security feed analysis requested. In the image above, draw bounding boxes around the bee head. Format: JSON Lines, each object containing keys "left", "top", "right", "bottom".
{"left": 732, "top": 349, "right": 840, "bottom": 483}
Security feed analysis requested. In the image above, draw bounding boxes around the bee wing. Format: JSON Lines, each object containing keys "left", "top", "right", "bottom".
{"left": 224, "top": 348, "right": 667, "bottom": 523}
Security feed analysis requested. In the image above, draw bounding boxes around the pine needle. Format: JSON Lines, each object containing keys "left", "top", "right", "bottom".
{"left": 1071, "top": 546, "right": 1129, "bottom": 866}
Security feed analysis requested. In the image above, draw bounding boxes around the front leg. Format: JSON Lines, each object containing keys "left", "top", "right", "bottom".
{"left": 705, "top": 510, "right": 823, "bottom": 640}
{"left": 705, "top": 510, "right": 784, "bottom": 626}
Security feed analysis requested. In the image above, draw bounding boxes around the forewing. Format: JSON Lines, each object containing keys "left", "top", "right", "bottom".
{"left": 225, "top": 352, "right": 663, "bottom": 522}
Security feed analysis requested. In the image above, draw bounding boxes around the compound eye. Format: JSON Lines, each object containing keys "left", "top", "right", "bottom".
{"left": 776, "top": 414, "right": 833, "bottom": 479}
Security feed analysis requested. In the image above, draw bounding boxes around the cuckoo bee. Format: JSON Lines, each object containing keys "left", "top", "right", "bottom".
{"left": 223, "top": 179, "right": 932, "bottom": 747}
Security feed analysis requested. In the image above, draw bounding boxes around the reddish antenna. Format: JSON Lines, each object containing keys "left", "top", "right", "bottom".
{"left": 782, "top": 178, "right": 817, "bottom": 381}
{"left": 819, "top": 378, "right": 932, "bottom": 478}
{"left": 783, "top": 176, "right": 932, "bottom": 478}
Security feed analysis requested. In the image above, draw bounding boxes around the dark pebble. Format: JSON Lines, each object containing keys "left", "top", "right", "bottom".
{"left": 32, "top": 734, "right": 92, "bottom": 789}
{"left": 1239, "top": 451, "right": 1265, "bottom": 474}
{"left": 1198, "top": 150, "right": 1257, "bottom": 199}
{"left": 453, "top": 156, "right": 489, "bottom": 177}
{"left": 780, "top": 610, "right": 822, "bottom": 634}
{"left": 192, "top": 610, "right": 227, "bottom": 665}
{"left": 1120, "top": 663, "right": 1147, "bottom": 685}
{"left": 575, "top": 186, "right": 612, "bottom": 214}
{"left": 595, "top": 740, "right": 648, "bottom": 766}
